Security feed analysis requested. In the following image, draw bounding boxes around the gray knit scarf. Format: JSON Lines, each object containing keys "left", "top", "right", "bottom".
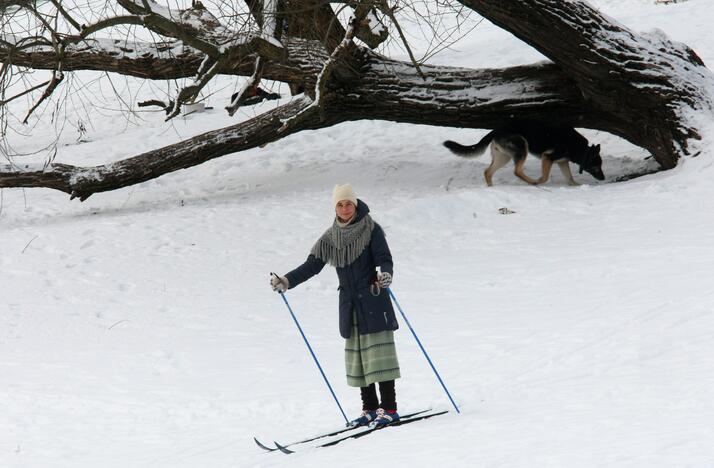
{"left": 310, "top": 214, "right": 375, "bottom": 267}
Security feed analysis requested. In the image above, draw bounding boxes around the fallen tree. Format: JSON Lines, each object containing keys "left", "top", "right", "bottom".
{"left": 1, "top": 0, "right": 712, "bottom": 200}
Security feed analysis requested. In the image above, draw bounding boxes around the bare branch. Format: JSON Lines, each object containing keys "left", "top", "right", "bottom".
{"left": 378, "top": 0, "right": 425, "bottom": 79}
{"left": 0, "top": 79, "right": 51, "bottom": 107}
{"left": 19, "top": 1, "right": 62, "bottom": 42}
{"left": 137, "top": 99, "right": 170, "bottom": 112}
{"left": 22, "top": 70, "right": 64, "bottom": 124}
{"left": 75, "top": 16, "right": 145, "bottom": 39}
{"left": 49, "top": 0, "right": 81, "bottom": 32}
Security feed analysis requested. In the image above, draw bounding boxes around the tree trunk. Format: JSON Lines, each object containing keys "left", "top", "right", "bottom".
{"left": 460, "top": 0, "right": 713, "bottom": 168}
{"left": 337, "top": 55, "right": 596, "bottom": 129}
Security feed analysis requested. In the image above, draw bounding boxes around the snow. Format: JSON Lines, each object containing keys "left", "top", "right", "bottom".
{"left": 365, "top": 11, "right": 386, "bottom": 36}
{"left": 0, "top": 34, "right": 187, "bottom": 61}
{"left": 3, "top": 1, "right": 714, "bottom": 467}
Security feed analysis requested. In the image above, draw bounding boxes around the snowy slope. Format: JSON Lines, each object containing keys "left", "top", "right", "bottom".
{"left": 2, "top": 1, "right": 714, "bottom": 467}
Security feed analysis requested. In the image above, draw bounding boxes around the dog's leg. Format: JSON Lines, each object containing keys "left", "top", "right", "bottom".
{"left": 484, "top": 143, "right": 511, "bottom": 187}
{"left": 513, "top": 158, "right": 538, "bottom": 185}
{"left": 504, "top": 136, "right": 537, "bottom": 185}
{"left": 557, "top": 161, "right": 580, "bottom": 186}
{"left": 538, "top": 156, "right": 554, "bottom": 185}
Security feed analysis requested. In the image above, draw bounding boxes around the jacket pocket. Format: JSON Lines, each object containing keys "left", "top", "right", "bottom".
{"left": 359, "top": 289, "right": 396, "bottom": 332}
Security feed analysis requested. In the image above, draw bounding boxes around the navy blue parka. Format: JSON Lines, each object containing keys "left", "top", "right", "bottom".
{"left": 285, "top": 200, "right": 399, "bottom": 339}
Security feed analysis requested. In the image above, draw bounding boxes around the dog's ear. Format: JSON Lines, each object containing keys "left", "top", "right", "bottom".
{"left": 595, "top": 144, "right": 601, "bottom": 154}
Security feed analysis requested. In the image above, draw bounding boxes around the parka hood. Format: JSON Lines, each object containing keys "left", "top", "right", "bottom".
{"left": 350, "top": 199, "right": 370, "bottom": 224}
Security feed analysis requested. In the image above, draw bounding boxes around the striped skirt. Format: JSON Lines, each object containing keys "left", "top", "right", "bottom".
{"left": 344, "top": 311, "right": 401, "bottom": 387}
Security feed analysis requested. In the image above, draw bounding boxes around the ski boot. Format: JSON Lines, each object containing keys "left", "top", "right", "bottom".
{"left": 347, "top": 410, "right": 378, "bottom": 428}
{"left": 369, "top": 408, "right": 400, "bottom": 428}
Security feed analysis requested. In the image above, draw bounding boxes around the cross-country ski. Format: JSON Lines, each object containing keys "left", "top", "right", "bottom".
{"left": 254, "top": 408, "right": 433, "bottom": 453}
{"left": 287, "top": 410, "right": 450, "bottom": 453}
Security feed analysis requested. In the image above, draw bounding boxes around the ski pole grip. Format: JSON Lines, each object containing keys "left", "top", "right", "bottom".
{"left": 271, "top": 272, "right": 285, "bottom": 295}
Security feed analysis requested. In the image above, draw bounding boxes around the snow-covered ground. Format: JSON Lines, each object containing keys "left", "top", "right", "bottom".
{"left": 3, "top": 1, "right": 714, "bottom": 467}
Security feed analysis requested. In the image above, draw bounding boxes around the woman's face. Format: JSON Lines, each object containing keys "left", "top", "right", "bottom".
{"left": 335, "top": 200, "right": 356, "bottom": 222}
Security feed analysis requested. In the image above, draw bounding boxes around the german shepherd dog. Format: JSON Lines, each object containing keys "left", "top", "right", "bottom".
{"left": 443, "top": 120, "right": 604, "bottom": 186}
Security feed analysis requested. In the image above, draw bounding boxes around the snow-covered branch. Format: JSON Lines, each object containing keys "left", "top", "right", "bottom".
{"left": 116, "top": 0, "right": 285, "bottom": 60}
{"left": 226, "top": 57, "right": 265, "bottom": 116}
{"left": 1, "top": 33, "right": 324, "bottom": 82}
{"left": 0, "top": 96, "right": 322, "bottom": 200}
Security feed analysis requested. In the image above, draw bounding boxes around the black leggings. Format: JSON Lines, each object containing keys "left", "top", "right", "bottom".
{"left": 360, "top": 380, "right": 396, "bottom": 411}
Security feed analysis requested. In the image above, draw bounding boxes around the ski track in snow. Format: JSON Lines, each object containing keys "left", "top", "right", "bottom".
{"left": 3, "top": 1, "right": 714, "bottom": 467}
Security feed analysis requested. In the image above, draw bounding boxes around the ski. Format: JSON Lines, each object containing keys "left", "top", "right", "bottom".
{"left": 319, "top": 410, "right": 448, "bottom": 448}
{"left": 274, "top": 409, "right": 449, "bottom": 454}
{"left": 254, "top": 408, "right": 433, "bottom": 453}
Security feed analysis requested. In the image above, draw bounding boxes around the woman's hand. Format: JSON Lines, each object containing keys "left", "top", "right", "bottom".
{"left": 270, "top": 274, "right": 289, "bottom": 292}
{"left": 378, "top": 271, "right": 392, "bottom": 288}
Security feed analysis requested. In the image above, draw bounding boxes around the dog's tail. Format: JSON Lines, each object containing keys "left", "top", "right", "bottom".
{"left": 443, "top": 131, "right": 494, "bottom": 158}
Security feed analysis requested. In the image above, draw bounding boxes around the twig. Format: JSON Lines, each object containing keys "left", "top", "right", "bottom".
{"left": 75, "top": 16, "right": 145, "bottom": 39}
{"left": 108, "top": 319, "right": 129, "bottom": 330}
{"left": 137, "top": 99, "right": 170, "bottom": 111}
{"left": 379, "top": 1, "right": 426, "bottom": 80}
{"left": 21, "top": 235, "right": 38, "bottom": 254}
{"left": 23, "top": 70, "right": 64, "bottom": 124}
{"left": 22, "top": 2, "right": 62, "bottom": 43}
{"left": 49, "top": 0, "right": 81, "bottom": 32}
{"left": 0, "top": 80, "right": 51, "bottom": 107}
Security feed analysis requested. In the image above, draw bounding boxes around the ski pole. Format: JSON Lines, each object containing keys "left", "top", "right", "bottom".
{"left": 387, "top": 287, "right": 461, "bottom": 414}
{"left": 271, "top": 273, "right": 349, "bottom": 424}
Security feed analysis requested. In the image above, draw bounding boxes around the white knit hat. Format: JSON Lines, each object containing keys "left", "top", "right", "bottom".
{"left": 332, "top": 184, "right": 357, "bottom": 207}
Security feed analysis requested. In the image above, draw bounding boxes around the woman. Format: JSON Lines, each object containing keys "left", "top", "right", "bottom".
{"left": 270, "top": 184, "right": 401, "bottom": 428}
